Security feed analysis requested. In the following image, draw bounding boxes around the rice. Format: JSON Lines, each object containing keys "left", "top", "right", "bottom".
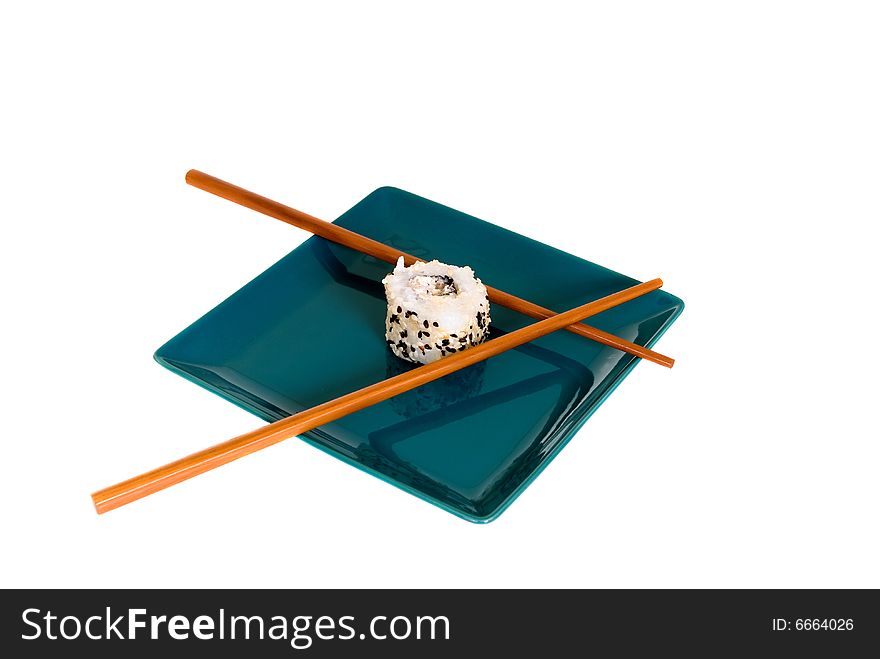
{"left": 382, "top": 257, "right": 491, "bottom": 364}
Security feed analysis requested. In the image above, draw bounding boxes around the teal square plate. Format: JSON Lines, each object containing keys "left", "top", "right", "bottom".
{"left": 155, "top": 188, "right": 684, "bottom": 522}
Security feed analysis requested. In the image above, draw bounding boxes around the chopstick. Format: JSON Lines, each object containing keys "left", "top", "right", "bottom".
{"left": 92, "top": 278, "right": 662, "bottom": 514}
{"left": 185, "top": 170, "right": 675, "bottom": 368}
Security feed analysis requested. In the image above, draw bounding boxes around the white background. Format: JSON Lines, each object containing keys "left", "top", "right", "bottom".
{"left": 1, "top": 2, "right": 877, "bottom": 588}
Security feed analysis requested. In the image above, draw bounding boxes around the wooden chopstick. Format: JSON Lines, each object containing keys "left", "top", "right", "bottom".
{"left": 185, "top": 170, "right": 675, "bottom": 368}
{"left": 92, "top": 278, "right": 663, "bottom": 514}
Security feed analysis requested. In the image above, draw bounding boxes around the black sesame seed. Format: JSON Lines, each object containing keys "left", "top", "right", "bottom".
{"left": 433, "top": 321, "right": 439, "bottom": 327}
{"left": 422, "top": 331, "right": 430, "bottom": 337}
{"left": 449, "top": 333, "right": 457, "bottom": 338}
{"left": 389, "top": 313, "right": 400, "bottom": 324}
{"left": 424, "top": 344, "right": 432, "bottom": 349}
{"left": 446, "top": 346, "right": 456, "bottom": 353}
{"left": 442, "top": 339, "right": 450, "bottom": 346}
{"left": 397, "top": 306, "right": 402, "bottom": 313}
{"left": 423, "top": 320, "right": 429, "bottom": 328}
{"left": 400, "top": 330, "right": 407, "bottom": 338}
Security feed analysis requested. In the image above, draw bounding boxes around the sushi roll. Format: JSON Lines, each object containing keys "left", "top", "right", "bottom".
{"left": 382, "top": 257, "right": 491, "bottom": 364}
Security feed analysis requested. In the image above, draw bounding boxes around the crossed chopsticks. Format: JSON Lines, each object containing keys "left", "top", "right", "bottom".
{"left": 91, "top": 171, "right": 674, "bottom": 513}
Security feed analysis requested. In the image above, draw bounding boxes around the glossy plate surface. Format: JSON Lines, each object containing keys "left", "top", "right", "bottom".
{"left": 155, "top": 188, "right": 684, "bottom": 522}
